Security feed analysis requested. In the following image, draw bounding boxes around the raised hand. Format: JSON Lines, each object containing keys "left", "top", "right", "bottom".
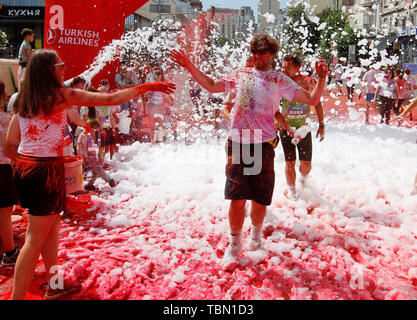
{"left": 170, "top": 49, "right": 193, "bottom": 70}
{"left": 315, "top": 58, "right": 328, "bottom": 79}
{"left": 316, "top": 126, "right": 325, "bottom": 142}
{"left": 146, "top": 82, "right": 176, "bottom": 95}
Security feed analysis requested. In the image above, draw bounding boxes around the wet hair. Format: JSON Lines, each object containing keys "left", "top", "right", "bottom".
{"left": 70, "top": 76, "right": 86, "bottom": 88}
{"left": 13, "top": 49, "right": 64, "bottom": 117}
{"left": 21, "top": 28, "right": 34, "bottom": 39}
{"left": 250, "top": 34, "right": 279, "bottom": 56}
{"left": 283, "top": 54, "right": 303, "bottom": 68}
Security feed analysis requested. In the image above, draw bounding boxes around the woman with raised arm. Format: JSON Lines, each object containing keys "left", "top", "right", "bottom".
{"left": 6, "top": 49, "right": 175, "bottom": 300}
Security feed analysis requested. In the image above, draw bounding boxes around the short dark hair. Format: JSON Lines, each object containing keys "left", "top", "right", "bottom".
{"left": 283, "top": 54, "right": 303, "bottom": 68}
{"left": 21, "top": 28, "right": 34, "bottom": 39}
{"left": 250, "top": 34, "right": 279, "bottom": 56}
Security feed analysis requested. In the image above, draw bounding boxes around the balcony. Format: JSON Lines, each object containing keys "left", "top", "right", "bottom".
{"left": 361, "top": 0, "right": 376, "bottom": 8}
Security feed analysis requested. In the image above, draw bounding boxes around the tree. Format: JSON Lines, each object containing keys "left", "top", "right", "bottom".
{"left": 0, "top": 30, "right": 7, "bottom": 47}
{"left": 282, "top": 3, "right": 321, "bottom": 57}
{"left": 318, "top": 8, "right": 363, "bottom": 62}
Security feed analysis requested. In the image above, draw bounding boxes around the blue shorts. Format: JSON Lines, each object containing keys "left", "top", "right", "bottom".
{"left": 366, "top": 93, "right": 375, "bottom": 102}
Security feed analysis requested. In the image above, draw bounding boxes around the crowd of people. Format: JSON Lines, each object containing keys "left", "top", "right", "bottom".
{"left": 0, "top": 39, "right": 175, "bottom": 299}
{"left": 1, "top": 28, "right": 417, "bottom": 301}
{"left": 327, "top": 62, "right": 417, "bottom": 125}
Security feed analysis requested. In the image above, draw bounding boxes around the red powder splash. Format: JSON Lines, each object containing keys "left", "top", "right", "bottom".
{"left": 25, "top": 125, "right": 41, "bottom": 142}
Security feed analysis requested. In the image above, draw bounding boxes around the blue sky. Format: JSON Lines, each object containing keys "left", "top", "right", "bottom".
{"left": 201, "top": 0, "right": 289, "bottom": 21}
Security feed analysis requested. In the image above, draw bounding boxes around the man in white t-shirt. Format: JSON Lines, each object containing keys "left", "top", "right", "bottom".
{"left": 170, "top": 34, "right": 328, "bottom": 261}
{"left": 362, "top": 66, "right": 379, "bottom": 124}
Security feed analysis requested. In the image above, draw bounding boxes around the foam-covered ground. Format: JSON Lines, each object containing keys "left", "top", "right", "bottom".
{"left": 1, "top": 94, "right": 417, "bottom": 300}
{"left": 42, "top": 122, "right": 417, "bottom": 299}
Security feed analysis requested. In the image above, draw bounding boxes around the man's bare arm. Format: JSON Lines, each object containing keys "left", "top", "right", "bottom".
{"left": 292, "top": 59, "right": 328, "bottom": 107}
{"left": 170, "top": 49, "right": 226, "bottom": 93}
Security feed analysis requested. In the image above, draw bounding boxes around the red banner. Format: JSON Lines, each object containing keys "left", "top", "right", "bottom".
{"left": 44, "top": 0, "right": 149, "bottom": 87}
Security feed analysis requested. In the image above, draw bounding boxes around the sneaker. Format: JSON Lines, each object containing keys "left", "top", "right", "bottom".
{"left": 287, "top": 187, "right": 299, "bottom": 201}
{"left": 224, "top": 242, "right": 242, "bottom": 260}
{"left": 300, "top": 177, "right": 307, "bottom": 189}
{"left": 44, "top": 281, "right": 82, "bottom": 300}
{"left": 1, "top": 247, "right": 20, "bottom": 268}
{"left": 249, "top": 238, "right": 263, "bottom": 251}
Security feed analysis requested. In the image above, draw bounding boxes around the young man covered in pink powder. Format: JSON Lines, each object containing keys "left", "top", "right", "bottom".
{"left": 170, "top": 34, "right": 328, "bottom": 260}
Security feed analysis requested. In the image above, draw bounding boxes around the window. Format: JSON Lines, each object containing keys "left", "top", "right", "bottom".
{"left": 160, "top": 5, "right": 171, "bottom": 13}
{"left": 5, "top": 0, "right": 45, "bottom": 5}
{"left": 149, "top": 4, "right": 171, "bottom": 13}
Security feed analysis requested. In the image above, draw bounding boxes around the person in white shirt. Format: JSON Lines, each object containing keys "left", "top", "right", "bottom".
{"left": 170, "top": 34, "right": 328, "bottom": 260}
{"left": 374, "top": 68, "right": 398, "bottom": 125}
{"left": 362, "top": 66, "right": 379, "bottom": 124}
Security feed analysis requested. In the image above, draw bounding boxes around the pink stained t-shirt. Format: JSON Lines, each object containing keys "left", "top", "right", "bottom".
{"left": 364, "top": 69, "right": 378, "bottom": 94}
{"left": 18, "top": 108, "right": 68, "bottom": 157}
{"left": 221, "top": 67, "right": 301, "bottom": 144}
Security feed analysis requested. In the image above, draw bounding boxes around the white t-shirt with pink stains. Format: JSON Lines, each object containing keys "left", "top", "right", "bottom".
{"left": 18, "top": 108, "right": 67, "bottom": 157}
{"left": 221, "top": 67, "right": 301, "bottom": 144}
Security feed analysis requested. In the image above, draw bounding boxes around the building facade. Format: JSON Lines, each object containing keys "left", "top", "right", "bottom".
{"left": 205, "top": 6, "right": 255, "bottom": 41}
{"left": 258, "top": 0, "right": 280, "bottom": 34}
{"left": 0, "top": 0, "right": 45, "bottom": 58}
{"left": 126, "top": 0, "right": 201, "bottom": 31}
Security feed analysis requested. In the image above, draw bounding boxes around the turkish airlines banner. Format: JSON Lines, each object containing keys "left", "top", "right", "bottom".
{"left": 44, "top": 0, "right": 149, "bottom": 87}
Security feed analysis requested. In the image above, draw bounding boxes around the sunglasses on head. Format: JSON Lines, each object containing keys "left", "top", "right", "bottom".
{"left": 250, "top": 48, "right": 271, "bottom": 55}
{"left": 53, "top": 61, "right": 65, "bottom": 68}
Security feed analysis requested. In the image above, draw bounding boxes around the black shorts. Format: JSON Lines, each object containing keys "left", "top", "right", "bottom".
{"left": 0, "top": 164, "right": 19, "bottom": 208}
{"left": 13, "top": 154, "right": 66, "bottom": 216}
{"left": 99, "top": 128, "right": 116, "bottom": 147}
{"left": 280, "top": 130, "right": 312, "bottom": 162}
{"left": 225, "top": 139, "right": 275, "bottom": 206}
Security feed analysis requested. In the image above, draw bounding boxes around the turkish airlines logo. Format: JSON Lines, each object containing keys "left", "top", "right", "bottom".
{"left": 47, "top": 29, "right": 57, "bottom": 45}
